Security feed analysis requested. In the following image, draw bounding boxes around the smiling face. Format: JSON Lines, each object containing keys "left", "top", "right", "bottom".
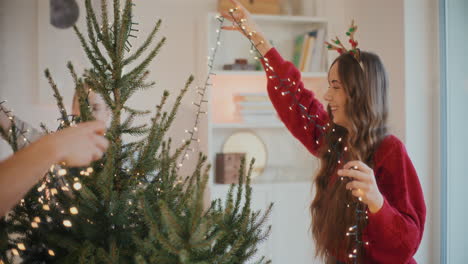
{"left": 324, "top": 61, "right": 351, "bottom": 130}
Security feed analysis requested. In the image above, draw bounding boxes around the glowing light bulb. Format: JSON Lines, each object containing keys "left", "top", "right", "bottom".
{"left": 73, "top": 182, "right": 82, "bottom": 190}
{"left": 58, "top": 169, "right": 67, "bottom": 176}
{"left": 69, "top": 207, "right": 79, "bottom": 215}
{"left": 17, "top": 243, "right": 26, "bottom": 251}
{"left": 63, "top": 220, "right": 72, "bottom": 227}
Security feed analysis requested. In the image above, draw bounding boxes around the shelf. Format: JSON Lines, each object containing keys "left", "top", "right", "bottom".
{"left": 213, "top": 70, "right": 327, "bottom": 78}
{"left": 209, "top": 12, "right": 328, "bottom": 24}
{"left": 212, "top": 122, "right": 285, "bottom": 129}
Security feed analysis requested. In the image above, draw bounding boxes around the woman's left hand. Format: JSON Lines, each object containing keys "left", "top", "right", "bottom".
{"left": 337, "top": 160, "right": 384, "bottom": 213}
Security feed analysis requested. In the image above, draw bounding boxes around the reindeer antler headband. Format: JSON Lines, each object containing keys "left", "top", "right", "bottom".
{"left": 326, "top": 20, "right": 362, "bottom": 64}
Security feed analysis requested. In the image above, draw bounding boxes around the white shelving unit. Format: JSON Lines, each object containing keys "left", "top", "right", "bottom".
{"left": 205, "top": 12, "right": 328, "bottom": 263}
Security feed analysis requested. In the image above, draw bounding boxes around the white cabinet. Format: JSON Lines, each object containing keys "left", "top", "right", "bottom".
{"left": 211, "top": 183, "right": 322, "bottom": 263}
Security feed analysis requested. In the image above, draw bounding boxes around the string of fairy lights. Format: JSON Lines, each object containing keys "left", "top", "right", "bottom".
{"left": 177, "top": 15, "right": 226, "bottom": 170}
{"left": 1, "top": 101, "right": 94, "bottom": 259}
{"left": 0, "top": 101, "right": 33, "bottom": 147}
{"left": 224, "top": 7, "right": 369, "bottom": 263}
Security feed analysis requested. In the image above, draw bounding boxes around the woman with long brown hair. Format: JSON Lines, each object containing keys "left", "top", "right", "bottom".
{"left": 222, "top": 1, "right": 426, "bottom": 263}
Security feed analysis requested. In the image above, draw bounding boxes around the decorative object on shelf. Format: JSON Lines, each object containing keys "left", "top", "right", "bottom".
{"left": 215, "top": 153, "right": 246, "bottom": 184}
{"left": 222, "top": 131, "right": 267, "bottom": 180}
{"left": 218, "top": 0, "right": 281, "bottom": 15}
{"left": 223, "top": 58, "right": 257, "bottom": 71}
{"left": 234, "top": 92, "right": 279, "bottom": 123}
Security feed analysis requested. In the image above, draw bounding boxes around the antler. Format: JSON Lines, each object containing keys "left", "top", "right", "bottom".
{"left": 326, "top": 20, "right": 361, "bottom": 61}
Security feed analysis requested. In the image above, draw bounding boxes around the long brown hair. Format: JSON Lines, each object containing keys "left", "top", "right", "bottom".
{"left": 310, "top": 51, "right": 389, "bottom": 262}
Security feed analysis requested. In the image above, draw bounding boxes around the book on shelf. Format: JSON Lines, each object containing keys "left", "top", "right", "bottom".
{"left": 301, "top": 31, "right": 317, "bottom": 72}
{"left": 292, "top": 28, "right": 327, "bottom": 73}
{"left": 309, "top": 27, "right": 327, "bottom": 72}
{"left": 236, "top": 101, "right": 274, "bottom": 111}
{"left": 237, "top": 101, "right": 273, "bottom": 107}
{"left": 293, "top": 30, "right": 316, "bottom": 71}
{"left": 240, "top": 109, "right": 276, "bottom": 115}
{"left": 241, "top": 114, "right": 280, "bottom": 124}
{"left": 292, "top": 34, "right": 305, "bottom": 68}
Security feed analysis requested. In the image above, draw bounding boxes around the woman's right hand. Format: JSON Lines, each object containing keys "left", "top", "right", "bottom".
{"left": 220, "top": 0, "right": 272, "bottom": 55}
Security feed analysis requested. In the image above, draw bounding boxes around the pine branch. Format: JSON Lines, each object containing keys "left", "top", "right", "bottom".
{"left": 73, "top": 26, "right": 106, "bottom": 75}
{"left": 67, "top": 62, "right": 94, "bottom": 121}
{"left": 84, "top": 0, "right": 112, "bottom": 71}
{"left": 121, "top": 37, "right": 166, "bottom": 84}
{"left": 124, "top": 20, "right": 162, "bottom": 66}
{"left": 100, "top": 0, "right": 113, "bottom": 52}
{"left": 116, "top": 0, "right": 133, "bottom": 62}
{"left": 112, "top": 0, "right": 121, "bottom": 52}
{"left": 44, "top": 69, "right": 70, "bottom": 127}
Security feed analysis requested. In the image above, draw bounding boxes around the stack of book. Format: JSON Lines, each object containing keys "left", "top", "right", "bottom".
{"left": 292, "top": 27, "right": 327, "bottom": 72}
{"left": 233, "top": 92, "right": 279, "bottom": 124}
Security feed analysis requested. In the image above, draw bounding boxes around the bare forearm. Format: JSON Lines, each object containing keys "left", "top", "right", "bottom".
{"left": 0, "top": 138, "right": 60, "bottom": 216}
{"left": 251, "top": 32, "right": 273, "bottom": 57}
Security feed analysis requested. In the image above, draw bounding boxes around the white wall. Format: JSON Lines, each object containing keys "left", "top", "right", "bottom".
{"left": 404, "top": 0, "right": 439, "bottom": 263}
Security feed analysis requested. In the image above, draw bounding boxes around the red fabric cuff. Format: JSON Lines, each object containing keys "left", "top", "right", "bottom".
{"left": 368, "top": 196, "right": 393, "bottom": 225}
{"left": 261, "top": 47, "right": 284, "bottom": 71}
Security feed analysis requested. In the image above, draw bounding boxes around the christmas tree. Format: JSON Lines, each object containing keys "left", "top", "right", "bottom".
{"left": 0, "top": 0, "right": 272, "bottom": 263}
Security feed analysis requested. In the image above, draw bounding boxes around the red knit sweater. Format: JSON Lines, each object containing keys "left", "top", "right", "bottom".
{"left": 261, "top": 48, "right": 426, "bottom": 263}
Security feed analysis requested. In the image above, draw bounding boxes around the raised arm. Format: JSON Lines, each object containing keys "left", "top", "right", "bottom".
{"left": 220, "top": 0, "right": 272, "bottom": 56}
{"left": 221, "top": 1, "right": 330, "bottom": 156}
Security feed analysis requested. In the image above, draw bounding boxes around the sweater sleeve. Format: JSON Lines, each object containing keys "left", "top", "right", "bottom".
{"left": 365, "top": 138, "right": 426, "bottom": 263}
{"left": 0, "top": 117, "right": 42, "bottom": 150}
{"left": 261, "top": 48, "right": 329, "bottom": 157}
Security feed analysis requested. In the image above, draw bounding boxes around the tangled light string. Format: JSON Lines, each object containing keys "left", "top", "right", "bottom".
{"left": 177, "top": 15, "right": 225, "bottom": 171}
